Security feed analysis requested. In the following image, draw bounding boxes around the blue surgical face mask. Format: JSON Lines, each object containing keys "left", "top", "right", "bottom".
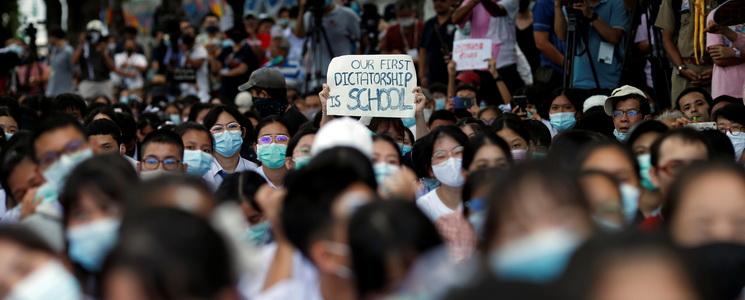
{"left": 636, "top": 154, "right": 656, "bottom": 191}
{"left": 293, "top": 156, "right": 311, "bottom": 170}
{"left": 184, "top": 149, "right": 213, "bottom": 176}
{"left": 374, "top": 162, "right": 399, "bottom": 184}
{"left": 434, "top": 97, "right": 446, "bottom": 110}
{"left": 466, "top": 198, "right": 487, "bottom": 235}
{"left": 244, "top": 221, "right": 273, "bottom": 246}
{"left": 67, "top": 218, "right": 120, "bottom": 272}
{"left": 213, "top": 130, "right": 243, "bottom": 157}
{"left": 42, "top": 149, "right": 94, "bottom": 190}
{"left": 402, "top": 117, "right": 416, "bottom": 128}
{"left": 613, "top": 129, "right": 630, "bottom": 142}
{"left": 4, "top": 132, "right": 13, "bottom": 140}
{"left": 549, "top": 112, "right": 576, "bottom": 132}
{"left": 257, "top": 143, "right": 287, "bottom": 169}
{"left": 398, "top": 143, "right": 413, "bottom": 156}
{"left": 490, "top": 228, "right": 582, "bottom": 283}
{"left": 620, "top": 183, "right": 640, "bottom": 224}
{"left": 169, "top": 114, "right": 182, "bottom": 125}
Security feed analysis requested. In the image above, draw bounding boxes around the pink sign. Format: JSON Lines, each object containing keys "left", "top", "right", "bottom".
{"left": 453, "top": 39, "right": 493, "bottom": 71}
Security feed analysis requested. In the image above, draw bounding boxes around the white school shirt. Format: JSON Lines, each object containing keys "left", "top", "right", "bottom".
{"left": 203, "top": 157, "right": 259, "bottom": 190}
{"left": 254, "top": 166, "right": 277, "bottom": 189}
{"left": 416, "top": 188, "right": 462, "bottom": 221}
{"left": 240, "top": 244, "right": 322, "bottom": 300}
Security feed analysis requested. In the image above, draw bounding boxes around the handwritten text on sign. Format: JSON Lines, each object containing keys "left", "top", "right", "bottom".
{"left": 326, "top": 55, "right": 417, "bottom": 118}
{"left": 453, "top": 39, "right": 492, "bottom": 71}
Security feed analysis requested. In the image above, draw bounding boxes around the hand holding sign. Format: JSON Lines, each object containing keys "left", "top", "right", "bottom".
{"left": 326, "top": 55, "right": 418, "bottom": 118}
{"left": 453, "top": 39, "right": 493, "bottom": 71}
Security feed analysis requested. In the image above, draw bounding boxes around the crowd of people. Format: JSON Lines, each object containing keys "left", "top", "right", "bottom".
{"left": 0, "top": 0, "right": 744, "bottom": 299}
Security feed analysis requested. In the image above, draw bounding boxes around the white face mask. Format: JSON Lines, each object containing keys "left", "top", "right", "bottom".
{"left": 432, "top": 157, "right": 464, "bottom": 187}
{"left": 7, "top": 261, "right": 82, "bottom": 300}
{"left": 726, "top": 132, "right": 745, "bottom": 161}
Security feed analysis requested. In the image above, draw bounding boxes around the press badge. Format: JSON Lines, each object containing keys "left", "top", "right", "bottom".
{"left": 598, "top": 42, "right": 614, "bottom": 64}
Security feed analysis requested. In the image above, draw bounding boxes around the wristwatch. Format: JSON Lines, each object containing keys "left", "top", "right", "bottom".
{"left": 675, "top": 64, "right": 687, "bottom": 75}
{"left": 734, "top": 48, "right": 742, "bottom": 59}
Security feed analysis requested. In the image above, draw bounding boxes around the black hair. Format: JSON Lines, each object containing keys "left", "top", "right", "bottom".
{"left": 649, "top": 128, "right": 710, "bottom": 167}
{"left": 429, "top": 83, "right": 448, "bottom": 95}
{"left": 626, "top": 120, "right": 669, "bottom": 151}
{"left": 30, "top": 114, "right": 86, "bottom": 163}
{"left": 215, "top": 171, "right": 267, "bottom": 213}
{"left": 482, "top": 161, "right": 590, "bottom": 252}
{"left": 712, "top": 103, "right": 745, "bottom": 128}
{"left": 559, "top": 232, "right": 696, "bottom": 300}
{"left": 49, "top": 27, "right": 67, "bottom": 39}
{"left": 83, "top": 106, "right": 116, "bottom": 125}
{"left": 462, "top": 132, "right": 513, "bottom": 171}
{"left": 126, "top": 174, "right": 214, "bottom": 213}
{"left": 139, "top": 129, "right": 186, "bottom": 160}
{"left": 113, "top": 112, "right": 137, "bottom": 147}
{"left": 699, "top": 129, "right": 735, "bottom": 162}
{"left": 665, "top": 161, "right": 745, "bottom": 226}
{"left": 524, "top": 119, "right": 552, "bottom": 149}
{"left": 188, "top": 103, "right": 213, "bottom": 122}
{"left": 0, "top": 132, "right": 33, "bottom": 205}
{"left": 60, "top": 154, "right": 138, "bottom": 227}
{"left": 0, "top": 106, "right": 21, "bottom": 129}
{"left": 53, "top": 93, "right": 88, "bottom": 117}
{"left": 105, "top": 207, "right": 234, "bottom": 299}
{"left": 492, "top": 116, "right": 531, "bottom": 145}
{"left": 547, "top": 130, "right": 610, "bottom": 172}
{"left": 203, "top": 105, "right": 254, "bottom": 143}
{"left": 411, "top": 132, "right": 434, "bottom": 178}
{"left": 138, "top": 113, "right": 164, "bottom": 134}
{"left": 477, "top": 106, "right": 503, "bottom": 121}
{"left": 349, "top": 201, "right": 442, "bottom": 298}
{"left": 427, "top": 110, "right": 458, "bottom": 128}
{"left": 174, "top": 122, "right": 214, "bottom": 149}
{"left": 373, "top": 134, "right": 402, "bottom": 161}
{"left": 574, "top": 109, "right": 614, "bottom": 138}
{"left": 286, "top": 126, "right": 318, "bottom": 159}
{"left": 712, "top": 95, "right": 740, "bottom": 108}
{"left": 0, "top": 225, "right": 55, "bottom": 254}
{"left": 369, "top": 117, "right": 406, "bottom": 142}
{"left": 254, "top": 115, "right": 290, "bottom": 142}
{"left": 462, "top": 167, "right": 509, "bottom": 217}
{"left": 423, "top": 125, "right": 470, "bottom": 170}
{"left": 86, "top": 119, "right": 123, "bottom": 145}
{"left": 675, "top": 87, "right": 713, "bottom": 111}
{"left": 455, "top": 117, "right": 489, "bottom": 136}
{"left": 282, "top": 147, "right": 377, "bottom": 258}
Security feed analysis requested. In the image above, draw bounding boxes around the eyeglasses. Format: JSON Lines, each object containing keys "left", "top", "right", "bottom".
{"left": 141, "top": 156, "right": 181, "bottom": 171}
{"left": 432, "top": 146, "right": 464, "bottom": 163}
{"left": 210, "top": 122, "right": 241, "bottom": 134}
{"left": 612, "top": 109, "right": 640, "bottom": 119}
{"left": 258, "top": 134, "right": 290, "bottom": 145}
{"left": 38, "top": 139, "right": 86, "bottom": 167}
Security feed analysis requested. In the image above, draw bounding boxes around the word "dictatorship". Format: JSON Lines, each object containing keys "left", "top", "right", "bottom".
{"left": 333, "top": 71, "right": 415, "bottom": 88}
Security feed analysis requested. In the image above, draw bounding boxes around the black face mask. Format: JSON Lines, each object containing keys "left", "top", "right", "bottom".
{"left": 206, "top": 25, "right": 220, "bottom": 34}
{"left": 125, "top": 48, "right": 135, "bottom": 54}
{"left": 684, "top": 242, "right": 745, "bottom": 300}
{"left": 253, "top": 98, "right": 288, "bottom": 119}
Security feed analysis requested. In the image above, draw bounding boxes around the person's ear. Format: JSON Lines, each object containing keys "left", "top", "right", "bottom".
{"left": 309, "top": 241, "right": 338, "bottom": 274}
{"left": 119, "top": 144, "right": 126, "bottom": 155}
{"left": 285, "top": 159, "right": 294, "bottom": 170}
{"left": 181, "top": 162, "right": 188, "bottom": 172}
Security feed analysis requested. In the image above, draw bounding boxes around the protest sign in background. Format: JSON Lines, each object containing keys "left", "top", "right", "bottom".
{"left": 453, "top": 39, "right": 493, "bottom": 71}
{"left": 326, "top": 55, "right": 418, "bottom": 118}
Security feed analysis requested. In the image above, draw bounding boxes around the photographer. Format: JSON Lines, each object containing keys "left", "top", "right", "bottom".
{"left": 554, "top": 0, "right": 631, "bottom": 93}
{"left": 46, "top": 28, "right": 75, "bottom": 97}
{"left": 294, "top": 0, "right": 360, "bottom": 78}
{"left": 71, "top": 21, "right": 115, "bottom": 99}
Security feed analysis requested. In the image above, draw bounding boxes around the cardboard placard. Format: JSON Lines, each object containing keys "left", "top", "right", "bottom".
{"left": 326, "top": 55, "right": 417, "bottom": 118}
{"left": 453, "top": 39, "right": 492, "bottom": 71}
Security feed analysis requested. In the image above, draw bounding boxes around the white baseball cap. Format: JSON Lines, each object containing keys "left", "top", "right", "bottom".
{"left": 583, "top": 95, "right": 608, "bottom": 113}
{"left": 312, "top": 117, "right": 373, "bottom": 158}
{"left": 604, "top": 85, "right": 647, "bottom": 116}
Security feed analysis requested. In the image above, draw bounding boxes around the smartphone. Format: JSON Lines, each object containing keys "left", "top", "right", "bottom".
{"left": 512, "top": 95, "right": 528, "bottom": 110}
{"left": 453, "top": 96, "right": 474, "bottom": 109}
{"left": 686, "top": 122, "right": 717, "bottom": 131}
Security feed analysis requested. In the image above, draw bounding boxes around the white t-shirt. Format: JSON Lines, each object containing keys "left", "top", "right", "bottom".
{"left": 179, "top": 46, "right": 210, "bottom": 102}
{"left": 416, "top": 188, "right": 461, "bottom": 221}
{"left": 113, "top": 52, "right": 147, "bottom": 89}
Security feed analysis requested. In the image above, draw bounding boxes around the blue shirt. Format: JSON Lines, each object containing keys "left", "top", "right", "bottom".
{"left": 533, "top": 0, "right": 566, "bottom": 72}
{"left": 569, "top": 0, "right": 631, "bottom": 89}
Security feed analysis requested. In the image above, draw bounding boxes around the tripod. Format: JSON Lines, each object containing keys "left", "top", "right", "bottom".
{"left": 301, "top": 6, "right": 335, "bottom": 93}
{"left": 562, "top": 10, "right": 601, "bottom": 90}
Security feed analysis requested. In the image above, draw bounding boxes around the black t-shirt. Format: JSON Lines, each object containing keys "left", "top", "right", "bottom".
{"left": 218, "top": 43, "right": 259, "bottom": 104}
{"left": 420, "top": 17, "right": 455, "bottom": 86}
